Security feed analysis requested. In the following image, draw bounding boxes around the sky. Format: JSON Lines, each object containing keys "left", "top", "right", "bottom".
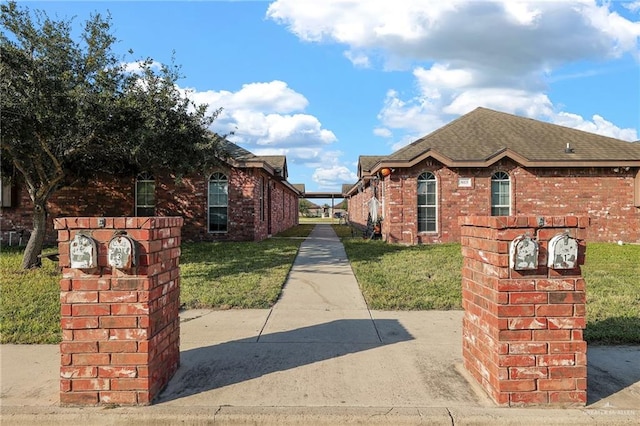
{"left": 21, "top": 0, "right": 640, "bottom": 200}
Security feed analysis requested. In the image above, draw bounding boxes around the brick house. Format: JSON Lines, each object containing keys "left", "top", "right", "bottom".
{"left": 1, "top": 140, "right": 301, "bottom": 244}
{"left": 346, "top": 107, "right": 640, "bottom": 244}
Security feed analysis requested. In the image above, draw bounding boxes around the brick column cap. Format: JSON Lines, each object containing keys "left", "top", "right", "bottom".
{"left": 54, "top": 217, "right": 183, "bottom": 230}
{"left": 458, "top": 216, "right": 589, "bottom": 229}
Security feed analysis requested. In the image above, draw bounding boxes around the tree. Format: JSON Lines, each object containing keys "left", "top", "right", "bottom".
{"left": 298, "top": 199, "right": 312, "bottom": 216}
{"left": 1, "top": 2, "right": 222, "bottom": 268}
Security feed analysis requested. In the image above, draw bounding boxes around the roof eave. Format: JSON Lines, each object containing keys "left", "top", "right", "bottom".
{"left": 373, "top": 149, "right": 640, "bottom": 171}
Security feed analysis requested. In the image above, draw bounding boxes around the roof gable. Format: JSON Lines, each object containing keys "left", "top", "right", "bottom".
{"left": 358, "top": 155, "right": 387, "bottom": 178}
{"left": 255, "top": 155, "right": 288, "bottom": 179}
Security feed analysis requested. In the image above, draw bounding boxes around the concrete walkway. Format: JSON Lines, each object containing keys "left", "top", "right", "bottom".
{"left": 1, "top": 224, "right": 639, "bottom": 424}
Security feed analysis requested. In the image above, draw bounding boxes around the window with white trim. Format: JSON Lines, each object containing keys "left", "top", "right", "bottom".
{"left": 491, "top": 171, "right": 511, "bottom": 216}
{"left": 208, "top": 172, "right": 228, "bottom": 232}
{"left": 135, "top": 172, "right": 155, "bottom": 216}
{"left": 417, "top": 172, "right": 437, "bottom": 232}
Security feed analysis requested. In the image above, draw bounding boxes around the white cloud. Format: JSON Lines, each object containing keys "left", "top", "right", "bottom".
{"left": 268, "top": 0, "right": 640, "bottom": 72}
{"left": 501, "top": 1, "right": 541, "bottom": 26}
{"left": 268, "top": 1, "right": 639, "bottom": 146}
{"left": 267, "top": 0, "right": 462, "bottom": 49}
{"left": 444, "top": 89, "right": 554, "bottom": 118}
{"left": 223, "top": 111, "right": 336, "bottom": 148}
{"left": 414, "top": 64, "right": 474, "bottom": 92}
{"left": 312, "top": 165, "right": 359, "bottom": 189}
{"left": 182, "top": 81, "right": 337, "bottom": 152}
{"left": 376, "top": 89, "right": 447, "bottom": 136}
{"left": 373, "top": 127, "right": 392, "bottom": 138}
{"left": 181, "top": 80, "right": 341, "bottom": 168}
{"left": 188, "top": 80, "right": 307, "bottom": 114}
{"left": 121, "top": 60, "right": 162, "bottom": 74}
{"left": 625, "top": 1, "right": 640, "bottom": 13}
{"left": 580, "top": 2, "right": 640, "bottom": 58}
{"left": 552, "top": 112, "right": 638, "bottom": 141}
{"left": 344, "top": 50, "right": 371, "bottom": 68}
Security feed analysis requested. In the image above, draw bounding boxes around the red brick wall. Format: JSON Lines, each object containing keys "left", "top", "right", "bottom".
{"left": 511, "top": 167, "right": 637, "bottom": 243}
{"left": 0, "top": 181, "right": 34, "bottom": 242}
{"left": 266, "top": 178, "right": 298, "bottom": 236}
{"left": 57, "top": 217, "right": 182, "bottom": 406}
{"left": 347, "top": 185, "right": 375, "bottom": 231}
{"left": 1, "top": 168, "right": 299, "bottom": 244}
{"left": 460, "top": 215, "right": 587, "bottom": 407}
{"left": 351, "top": 160, "right": 640, "bottom": 244}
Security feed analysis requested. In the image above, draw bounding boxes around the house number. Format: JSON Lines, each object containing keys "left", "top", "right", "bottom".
{"left": 70, "top": 234, "right": 98, "bottom": 269}
{"left": 108, "top": 235, "right": 136, "bottom": 269}
{"left": 548, "top": 233, "right": 579, "bottom": 269}
{"left": 510, "top": 235, "right": 539, "bottom": 270}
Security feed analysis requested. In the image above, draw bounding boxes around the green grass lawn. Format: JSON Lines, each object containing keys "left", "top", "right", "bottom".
{"left": 581, "top": 243, "right": 640, "bottom": 345}
{"left": 341, "top": 238, "right": 463, "bottom": 310}
{"left": 1, "top": 226, "right": 638, "bottom": 345}
{"left": 0, "top": 246, "right": 61, "bottom": 344}
{"left": 180, "top": 238, "right": 302, "bottom": 310}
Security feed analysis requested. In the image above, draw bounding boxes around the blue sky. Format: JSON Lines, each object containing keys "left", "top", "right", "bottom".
{"left": 24, "top": 1, "right": 640, "bottom": 200}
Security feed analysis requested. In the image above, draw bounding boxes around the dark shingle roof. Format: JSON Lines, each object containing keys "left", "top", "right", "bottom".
{"left": 255, "top": 155, "right": 286, "bottom": 170}
{"left": 387, "top": 107, "right": 640, "bottom": 164}
{"left": 292, "top": 184, "right": 306, "bottom": 194}
{"left": 217, "top": 138, "right": 256, "bottom": 161}
{"left": 358, "top": 155, "right": 388, "bottom": 178}
{"left": 217, "top": 139, "right": 294, "bottom": 182}
{"left": 342, "top": 183, "right": 356, "bottom": 194}
{"left": 359, "top": 155, "right": 386, "bottom": 171}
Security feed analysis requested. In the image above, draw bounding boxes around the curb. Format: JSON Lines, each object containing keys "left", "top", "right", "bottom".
{"left": 2, "top": 405, "right": 639, "bottom": 425}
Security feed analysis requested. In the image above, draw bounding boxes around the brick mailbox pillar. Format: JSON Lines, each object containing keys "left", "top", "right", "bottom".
{"left": 55, "top": 217, "right": 182, "bottom": 406}
{"left": 459, "top": 216, "right": 588, "bottom": 407}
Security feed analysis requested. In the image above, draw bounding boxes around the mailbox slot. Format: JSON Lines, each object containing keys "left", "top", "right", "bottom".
{"left": 108, "top": 234, "right": 137, "bottom": 270}
{"left": 548, "top": 233, "right": 579, "bottom": 269}
{"left": 510, "top": 235, "right": 539, "bottom": 270}
{"left": 70, "top": 233, "right": 98, "bottom": 269}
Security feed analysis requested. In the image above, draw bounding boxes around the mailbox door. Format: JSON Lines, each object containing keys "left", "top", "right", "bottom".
{"left": 510, "top": 236, "right": 539, "bottom": 271}
{"left": 108, "top": 235, "right": 136, "bottom": 269}
{"left": 70, "top": 234, "right": 97, "bottom": 269}
{"left": 548, "top": 234, "right": 578, "bottom": 269}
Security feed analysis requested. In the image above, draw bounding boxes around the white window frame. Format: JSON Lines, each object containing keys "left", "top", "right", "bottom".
{"left": 491, "top": 171, "right": 511, "bottom": 216}
{"left": 417, "top": 172, "right": 437, "bottom": 233}
{"left": 135, "top": 172, "right": 155, "bottom": 216}
{"left": 208, "top": 172, "right": 229, "bottom": 233}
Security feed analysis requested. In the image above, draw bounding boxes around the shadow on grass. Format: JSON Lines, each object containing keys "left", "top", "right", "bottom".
{"left": 342, "top": 238, "right": 463, "bottom": 262}
{"left": 341, "top": 239, "right": 418, "bottom": 262}
{"left": 586, "top": 317, "right": 640, "bottom": 346}
{"left": 180, "top": 239, "right": 301, "bottom": 282}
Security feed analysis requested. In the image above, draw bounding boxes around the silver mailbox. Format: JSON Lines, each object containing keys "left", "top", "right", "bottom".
{"left": 510, "top": 235, "right": 539, "bottom": 270}
{"left": 108, "top": 234, "right": 137, "bottom": 269}
{"left": 548, "top": 233, "right": 579, "bottom": 269}
{"left": 70, "top": 233, "right": 98, "bottom": 269}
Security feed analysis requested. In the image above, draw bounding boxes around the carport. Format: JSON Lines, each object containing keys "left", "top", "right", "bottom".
{"left": 301, "top": 191, "right": 345, "bottom": 218}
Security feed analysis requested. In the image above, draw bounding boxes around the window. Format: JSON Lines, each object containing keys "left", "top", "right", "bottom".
{"left": 491, "top": 171, "right": 511, "bottom": 216}
{"left": 0, "top": 178, "right": 12, "bottom": 208}
{"left": 208, "top": 172, "right": 228, "bottom": 232}
{"left": 135, "top": 172, "right": 155, "bottom": 216}
{"left": 417, "top": 172, "right": 437, "bottom": 232}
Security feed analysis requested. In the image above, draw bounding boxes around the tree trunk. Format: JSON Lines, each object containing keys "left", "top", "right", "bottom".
{"left": 21, "top": 201, "right": 47, "bottom": 269}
